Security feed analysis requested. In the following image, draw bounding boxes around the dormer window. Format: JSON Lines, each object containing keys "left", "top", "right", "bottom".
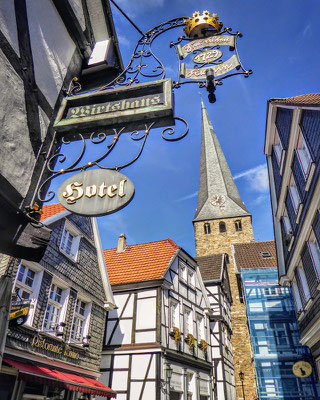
{"left": 204, "top": 222, "right": 211, "bottom": 234}
{"left": 261, "top": 252, "right": 272, "bottom": 258}
{"left": 219, "top": 222, "right": 226, "bottom": 233}
{"left": 235, "top": 220, "right": 242, "bottom": 232}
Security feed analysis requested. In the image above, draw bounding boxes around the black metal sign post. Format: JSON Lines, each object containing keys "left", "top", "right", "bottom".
{"left": 33, "top": 10, "right": 252, "bottom": 215}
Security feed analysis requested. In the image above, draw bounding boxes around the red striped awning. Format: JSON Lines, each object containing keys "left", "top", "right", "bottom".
{"left": 3, "top": 358, "right": 116, "bottom": 398}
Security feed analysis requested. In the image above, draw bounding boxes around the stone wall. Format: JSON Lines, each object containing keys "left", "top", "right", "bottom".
{"left": 194, "top": 216, "right": 258, "bottom": 400}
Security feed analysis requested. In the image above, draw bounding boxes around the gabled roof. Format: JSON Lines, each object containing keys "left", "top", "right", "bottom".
{"left": 233, "top": 240, "right": 277, "bottom": 269}
{"left": 103, "top": 239, "right": 179, "bottom": 285}
{"left": 196, "top": 254, "right": 224, "bottom": 282}
{"left": 193, "top": 100, "right": 250, "bottom": 222}
{"left": 270, "top": 93, "right": 320, "bottom": 107}
{"left": 40, "top": 203, "right": 66, "bottom": 221}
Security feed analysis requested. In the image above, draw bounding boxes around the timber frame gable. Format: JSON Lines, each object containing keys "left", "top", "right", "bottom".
{"left": 101, "top": 240, "right": 215, "bottom": 400}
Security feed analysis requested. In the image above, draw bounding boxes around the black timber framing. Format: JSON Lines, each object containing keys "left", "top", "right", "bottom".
{"left": 52, "top": 0, "right": 92, "bottom": 58}
{"left": 14, "top": 0, "right": 42, "bottom": 157}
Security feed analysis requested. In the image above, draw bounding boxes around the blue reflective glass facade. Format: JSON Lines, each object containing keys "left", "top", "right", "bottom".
{"left": 241, "top": 267, "right": 320, "bottom": 400}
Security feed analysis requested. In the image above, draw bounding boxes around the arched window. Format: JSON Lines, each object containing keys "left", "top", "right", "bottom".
{"left": 204, "top": 222, "right": 211, "bottom": 234}
{"left": 219, "top": 222, "right": 226, "bottom": 233}
{"left": 235, "top": 220, "right": 242, "bottom": 232}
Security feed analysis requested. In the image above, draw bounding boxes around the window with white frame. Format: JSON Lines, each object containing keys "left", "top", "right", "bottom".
{"left": 70, "top": 298, "right": 91, "bottom": 343}
{"left": 43, "top": 283, "right": 69, "bottom": 333}
{"left": 297, "top": 265, "right": 311, "bottom": 304}
{"left": 179, "top": 262, "right": 187, "bottom": 282}
{"left": 188, "top": 269, "right": 195, "bottom": 287}
{"left": 184, "top": 307, "right": 193, "bottom": 335}
{"left": 296, "top": 130, "right": 312, "bottom": 178}
{"left": 291, "top": 280, "right": 303, "bottom": 312}
{"left": 307, "top": 234, "right": 320, "bottom": 280}
{"left": 170, "top": 299, "right": 179, "bottom": 329}
{"left": 273, "top": 128, "right": 283, "bottom": 166}
{"left": 60, "top": 220, "right": 81, "bottom": 261}
{"left": 196, "top": 314, "right": 205, "bottom": 340}
{"left": 13, "top": 263, "right": 43, "bottom": 326}
{"left": 288, "top": 176, "right": 300, "bottom": 212}
{"left": 282, "top": 209, "right": 292, "bottom": 235}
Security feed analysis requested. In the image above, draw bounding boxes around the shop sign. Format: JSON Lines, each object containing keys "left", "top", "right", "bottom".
{"left": 53, "top": 79, "right": 174, "bottom": 137}
{"left": 292, "top": 361, "right": 312, "bottom": 378}
{"left": 58, "top": 169, "right": 135, "bottom": 217}
{"left": 180, "top": 54, "right": 240, "bottom": 79}
{"left": 178, "top": 36, "right": 235, "bottom": 59}
{"left": 31, "top": 336, "right": 80, "bottom": 360}
{"left": 9, "top": 301, "right": 30, "bottom": 327}
{"left": 193, "top": 49, "right": 222, "bottom": 64}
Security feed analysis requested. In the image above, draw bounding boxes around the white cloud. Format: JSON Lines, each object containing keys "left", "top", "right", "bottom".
{"left": 118, "top": 34, "right": 130, "bottom": 48}
{"left": 234, "top": 164, "right": 269, "bottom": 193}
{"left": 303, "top": 24, "right": 311, "bottom": 38}
{"left": 176, "top": 191, "right": 198, "bottom": 202}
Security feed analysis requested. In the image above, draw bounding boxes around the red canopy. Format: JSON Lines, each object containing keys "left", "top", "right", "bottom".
{"left": 4, "top": 358, "right": 116, "bottom": 398}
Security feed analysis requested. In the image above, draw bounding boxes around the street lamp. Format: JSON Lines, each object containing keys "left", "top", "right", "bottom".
{"left": 239, "top": 371, "right": 245, "bottom": 400}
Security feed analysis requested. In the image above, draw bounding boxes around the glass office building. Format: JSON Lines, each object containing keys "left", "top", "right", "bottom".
{"left": 242, "top": 267, "right": 320, "bottom": 400}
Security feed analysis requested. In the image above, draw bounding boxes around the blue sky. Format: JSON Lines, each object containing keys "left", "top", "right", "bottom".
{"left": 50, "top": 0, "right": 320, "bottom": 256}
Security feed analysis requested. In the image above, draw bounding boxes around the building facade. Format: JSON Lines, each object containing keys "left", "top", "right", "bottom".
{"left": 264, "top": 94, "right": 320, "bottom": 377}
{"left": 100, "top": 235, "right": 220, "bottom": 400}
{"left": 193, "top": 101, "right": 257, "bottom": 400}
{"left": 234, "top": 241, "right": 320, "bottom": 400}
{"left": 0, "top": 0, "right": 122, "bottom": 259}
{"left": 0, "top": 204, "right": 116, "bottom": 400}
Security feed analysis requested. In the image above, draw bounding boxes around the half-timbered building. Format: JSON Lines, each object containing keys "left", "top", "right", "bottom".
{"left": 196, "top": 254, "right": 235, "bottom": 400}
{"left": 101, "top": 235, "right": 214, "bottom": 400}
{"left": 0, "top": 0, "right": 122, "bottom": 259}
{"left": 1, "top": 204, "right": 117, "bottom": 400}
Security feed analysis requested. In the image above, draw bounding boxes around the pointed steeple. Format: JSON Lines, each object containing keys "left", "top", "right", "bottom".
{"left": 193, "top": 100, "right": 250, "bottom": 222}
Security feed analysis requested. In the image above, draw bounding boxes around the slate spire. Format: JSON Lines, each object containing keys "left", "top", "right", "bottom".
{"left": 193, "top": 100, "right": 251, "bottom": 222}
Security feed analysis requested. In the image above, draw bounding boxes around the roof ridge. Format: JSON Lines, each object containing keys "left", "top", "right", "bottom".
{"left": 103, "top": 237, "right": 178, "bottom": 252}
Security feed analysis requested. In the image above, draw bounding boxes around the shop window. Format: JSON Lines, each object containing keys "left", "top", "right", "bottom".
{"left": 235, "top": 220, "right": 242, "bottom": 232}
{"left": 60, "top": 220, "right": 81, "bottom": 261}
{"left": 43, "top": 282, "right": 69, "bottom": 334}
{"left": 70, "top": 298, "right": 92, "bottom": 343}
{"left": 219, "top": 221, "right": 226, "bottom": 233}
{"left": 204, "top": 222, "right": 211, "bottom": 234}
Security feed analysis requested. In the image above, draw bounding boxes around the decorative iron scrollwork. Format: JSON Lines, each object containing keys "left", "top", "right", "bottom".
{"left": 37, "top": 117, "right": 188, "bottom": 203}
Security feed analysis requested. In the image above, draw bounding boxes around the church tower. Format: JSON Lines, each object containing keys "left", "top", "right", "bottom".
{"left": 194, "top": 101, "right": 257, "bottom": 400}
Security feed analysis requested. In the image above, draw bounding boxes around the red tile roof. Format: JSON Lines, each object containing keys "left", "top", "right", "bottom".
{"left": 40, "top": 203, "right": 66, "bottom": 221}
{"left": 103, "top": 239, "right": 179, "bottom": 285}
{"left": 234, "top": 241, "right": 277, "bottom": 269}
{"left": 271, "top": 93, "right": 320, "bottom": 107}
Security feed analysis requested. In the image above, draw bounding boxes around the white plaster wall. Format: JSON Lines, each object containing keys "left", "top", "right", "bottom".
{"left": 131, "top": 354, "right": 155, "bottom": 379}
{"left": 135, "top": 330, "right": 156, "bottom": 343}
{"left": 0, "top": 49, "right": 35, "bottom": 197}
{"left": 112, "top": 370, "right": 128, "bottom": 391}
{"left": 136, "top": 297, "right": 156, "bottom": 329}
{"left": 26, "top": 0, "right": 76, "bottom": 107}
{"left": 131, "top": 381, "right": 156, "bottom": 400}
{"left": 69, "top": 0, "right": 86, "bottom": 31}
{"left": 0, "top": 0, "right": 19, "bottom": 55}
{"left": 138, "top": 289, "right": 156, "bottom": 298}
{"left": 110, "top": 293, "right": 133, "bottom": 318}
{"left": 114, "top": 354, "right": 129, "bottom": 369}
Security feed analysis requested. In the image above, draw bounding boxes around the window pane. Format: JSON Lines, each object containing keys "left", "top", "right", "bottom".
{"left": 17, "top": 265, "right": 25, "bottom": 282}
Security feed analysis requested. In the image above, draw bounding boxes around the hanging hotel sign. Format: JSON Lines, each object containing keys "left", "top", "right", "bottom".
{"left": 53, "top": 79, "right": 174, "bottom": 138}
{"left": 177, "top": 36, "right": 235, "bottom": 59}
{"left": 57, "top": 169, "right": 135, "bottom": 217}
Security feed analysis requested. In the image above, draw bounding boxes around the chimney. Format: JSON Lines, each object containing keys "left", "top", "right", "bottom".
{"left": 117, "top": 233, "right": 126, "bottom": 253}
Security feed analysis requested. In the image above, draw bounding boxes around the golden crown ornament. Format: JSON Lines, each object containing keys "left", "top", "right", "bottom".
{"left": 184, "top": 10, "right": 223, "bottom": 38}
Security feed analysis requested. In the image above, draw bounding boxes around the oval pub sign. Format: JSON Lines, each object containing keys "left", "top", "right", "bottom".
{"left": 58, "top": 169, "right": 135, "bottom": 217}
